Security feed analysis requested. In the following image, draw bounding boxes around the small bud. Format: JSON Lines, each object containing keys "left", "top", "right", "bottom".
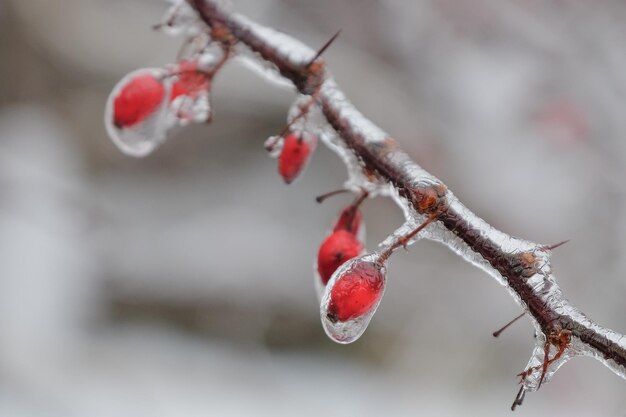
{"left": 167, "top": 60, "right": 213, "bottom": 124}
{"left": 169, "top": 60, "right": 210, "bottom": 102}
{"left": 278, "top": 132, "right": 317, "bottom": 184}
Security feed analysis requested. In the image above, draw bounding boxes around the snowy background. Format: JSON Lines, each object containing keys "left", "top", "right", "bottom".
{"left": 1, "top": 0, "right": 625, "bottom": 416}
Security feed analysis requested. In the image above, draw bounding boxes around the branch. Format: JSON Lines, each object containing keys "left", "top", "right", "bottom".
{"left": 107, "top": 0, "right": 626, "bottom": 409}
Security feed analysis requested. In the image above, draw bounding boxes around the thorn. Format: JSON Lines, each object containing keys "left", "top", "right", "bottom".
{"left": 511, "top": 386, "right": 525, "bottom": 411}
{"left": 315, "top": 189, "right": 349, "bottom": 203}
{"left": 307, "top": 29, "right": 342, "bottom": 67}
{"left": 493, "top": 313, "right": 525, "bottom": 338}
{"left": 539, "top": 239, "right": 569, "bottom": 251}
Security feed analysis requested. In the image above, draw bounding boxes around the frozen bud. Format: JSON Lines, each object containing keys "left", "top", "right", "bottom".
{"left": 105, "top": 68, "right": 170, "bottom": 157}
{"left": 320, "top": 253, "right": 386, "bottom": 344}
{"left": 169, "top": 60, "right": 210, "bottom": 101}
{"left": 278, "top": 132, "right": 317, "bottom": 184}
{"left": 317, "top": 230, "right": 364, "bottom": 286}
{"left": 168, "top": 60, "right": 212, "bottom": 124}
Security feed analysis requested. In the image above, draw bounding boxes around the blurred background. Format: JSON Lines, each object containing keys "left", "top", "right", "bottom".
{"left": 1, "top": 0, "right": 625, "bottom": 416}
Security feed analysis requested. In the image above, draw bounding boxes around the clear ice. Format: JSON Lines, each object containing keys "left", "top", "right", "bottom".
{"left": 320, "top": 253, "right": 386, "bottom": 344}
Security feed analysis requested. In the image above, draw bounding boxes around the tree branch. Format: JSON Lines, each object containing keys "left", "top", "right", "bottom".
{"left": 164, "top": 0, "right": 626, "bottom": 408}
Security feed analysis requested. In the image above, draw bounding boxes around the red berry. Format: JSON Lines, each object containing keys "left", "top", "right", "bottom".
{"left": 327, "top": 261, "right": 384, "bottom": 322}
{"left": 113, "top": 73, "right": 165, "bottom": 128}
{"left": 317, "top": 230, "right": 363, "bottom": 285}
{"left": 333, "top": 206, "right": 362, "bottom": 235}
{"left": 278, "top": 133, "right": 313, "bottom": 184}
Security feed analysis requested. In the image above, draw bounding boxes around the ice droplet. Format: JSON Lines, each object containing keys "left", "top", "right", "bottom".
{"left": 320, "top": 253, "right": 386, "bottom": 344}
{"left": 105, "top": 68, "right": 172, "bottom": 157}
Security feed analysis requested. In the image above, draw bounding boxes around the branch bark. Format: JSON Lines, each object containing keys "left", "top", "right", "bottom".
{"left": 187, "top": 0, "right": 626, "bottom": 408}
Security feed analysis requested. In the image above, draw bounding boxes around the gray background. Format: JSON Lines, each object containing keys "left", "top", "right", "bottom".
{"left": 1, "top": 0, "right": 625, "bottom": 415}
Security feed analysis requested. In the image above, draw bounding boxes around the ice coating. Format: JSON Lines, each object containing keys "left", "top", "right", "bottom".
{"left": 105, "top": 68, "right": 172, "bottom": 157}
{"left": 518, "top": 295, "right": 626, "bottom": 391}
{"left": 230, "top": 10, "right": 317, "bottom": 90}
{"left": 170, "top": 91, "right": 211, "bottom": 125}
{"left": 570, "top": 311, "right": 626, "bottom": 379}
{"left": 317, "top": 78, "right": 389, "bottom": 195}
{"left": 321, "top": 253, "right": 386, "bottom": 344}
{"left": 236, "top": 51, "right": 299, "bottom": 90}
{"left": 106, "top": 63, "right": 217, "bottom": 156}
{"left": 230, "top": 14, "right": 316, "bottom": 68}
{"left": 108, "top": 0, "right": 626, "bottom": 403}
{"left": 319, "top": 79, "right": 387, "bottom": 144}
{"left": 312, "top": 65, "right": 626, "bottom": 394}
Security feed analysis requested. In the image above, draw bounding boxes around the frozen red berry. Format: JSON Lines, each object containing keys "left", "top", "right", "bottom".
{"left": 326, "top": 260, "right": 385, "bottom": 322}
{"left": 113, "top": 72, "right": 166, "bottom": 129}
{"left": 317, "top": 230, "right": 363, "bottom": 285}
{"left": 278, "top": 133, "right": 315, "bottom": 184}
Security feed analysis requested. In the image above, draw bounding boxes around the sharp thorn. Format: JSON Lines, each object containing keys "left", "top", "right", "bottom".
{"left": 511, "top": 386, "right": 525, "bottom": 411}
{"left": 493, "top": 313, "right": 525, "bottom": 338}
{"left": 315, "top": 188, "right": 349, "bottom": 203}
{"left": 307, "top": 29, "right": 342, "bottom": 66}
{"left": 539, "top": 239, "right": 570, "bottom": 251}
